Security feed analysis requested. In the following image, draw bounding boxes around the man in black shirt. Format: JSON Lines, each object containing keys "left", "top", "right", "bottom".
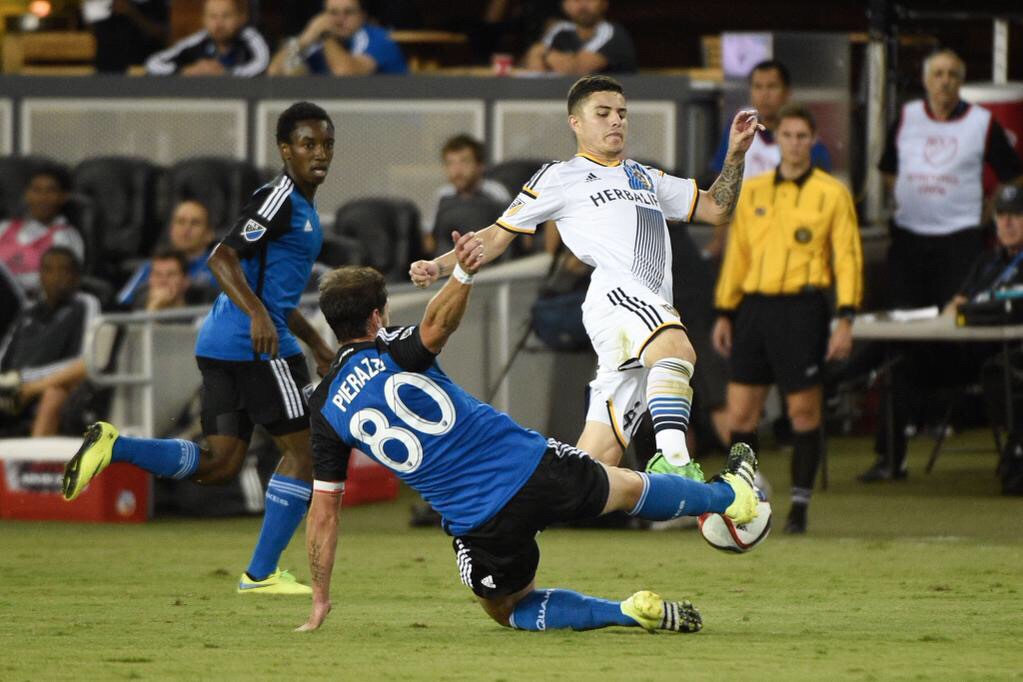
{"left": 145, "top": 0, "right": 269, "bottom": 77}
{"left": 522, "top": 0, "right": 636, "bottom": 75}
{"left": 0, "top": 247, "right": 98, "bottom": 437}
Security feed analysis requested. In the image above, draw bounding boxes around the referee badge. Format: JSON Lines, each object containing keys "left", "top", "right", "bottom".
{"left": 794, "top": 227, "right": 812, "bottom": 244}
{"left": 241, "top": 219, "right": 267, "bottom": 242}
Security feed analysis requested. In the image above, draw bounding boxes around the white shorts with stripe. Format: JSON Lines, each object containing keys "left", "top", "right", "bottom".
{"left": 581, "top": 281, "right": 686, "bottom": 448}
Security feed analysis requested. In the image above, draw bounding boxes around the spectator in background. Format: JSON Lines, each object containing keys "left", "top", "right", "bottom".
{"left": 423, "top": 135, "right": 510, "bottom": 256}
{"left": 145, "top": 0, "right": 270, "bottom": 77}
{"left": 140, "top": 248, "right": 192, "bottom": 312}
{"left": 0, "top": 164, "right": 84, "bottom": 299}
{"left": 118, "top": 200, "right": 217, "bottom": 307}
{"left": 860, "top": 48, "right": 1023, "bottom": 482}
{"left": 88, "top": 0, "right": 169, "bottom": 73}
{"left": 0, "top": 247, "right": 98, "bottom": 437}
{"left": 522, "top": 0, "right": 636, "bottom": 75}
{"left": 268, "top": 0, "right": 408, "bottom": 76}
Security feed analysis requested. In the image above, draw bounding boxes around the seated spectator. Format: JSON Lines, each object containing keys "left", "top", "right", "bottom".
{"left": 145, "top": 0, "right": 269, "bottom": 77}
{"left": 87, "top": 0, "right": 169, "bottom": 73}
{"left": 139, "top": 248, "right": 192, "bottom": 312}
{"left": 423, "top": 135, "right": 510, "bottom": 256}
{"left": 118, "top": 200, "right": 217, "bottom": 307}
{"left": 947, "top": 185, "right": 1023, "bottom": 311}
{"left": 522, "top": 0, "right": 636, "bottom": 75}
{"left": 0, "top": 164, "right": 84, "bottom": 299}
{"left": 0, "top": 247, "right": 99, "bottom": 437}
{"left": 268, "top": 0, "right": 408, "bottom": 76}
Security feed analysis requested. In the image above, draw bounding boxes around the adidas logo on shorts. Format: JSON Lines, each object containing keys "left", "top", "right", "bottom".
{"left": 481, "top": 575, "right": 496, "bottom": 588}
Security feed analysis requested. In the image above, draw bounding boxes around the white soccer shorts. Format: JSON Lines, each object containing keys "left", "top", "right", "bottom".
{"left": 581, "top": 282, "right": 686, "bottom": 448}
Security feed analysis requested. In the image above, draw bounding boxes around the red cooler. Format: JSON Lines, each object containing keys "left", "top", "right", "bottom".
{"left": 0, "top": 437, "right": 150, "bottom": 522}
{"left": 962, "top": 82, "right": 1023, "bottom": 193}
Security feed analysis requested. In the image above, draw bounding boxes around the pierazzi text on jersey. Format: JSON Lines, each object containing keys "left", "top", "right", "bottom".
{"left": 331, "top": 356, "right": 386, "bottom": 412}
{"left": 589, "top": 187, "right": 660, "bottom": 209}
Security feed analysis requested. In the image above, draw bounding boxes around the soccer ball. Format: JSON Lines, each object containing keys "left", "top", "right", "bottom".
{"left": 698, "top": 497, "right": 772, "bottom": 553}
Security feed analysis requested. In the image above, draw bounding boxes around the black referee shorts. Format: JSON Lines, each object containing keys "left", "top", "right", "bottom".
{"left": 730, "top": 292, "right": 830, "bottom": 393}
{"left": 450, "top": 441, "right": 609, "bottom": 600}
{"left": 196, "top": 354, "right": 312, "bottom": 442}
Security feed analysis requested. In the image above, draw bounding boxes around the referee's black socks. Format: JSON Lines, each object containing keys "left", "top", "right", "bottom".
{"left": 790, "top": 427, "right": 822, "bottom": 508}
{"left": 729, "top": 430, "right": 759, "bottom": 455}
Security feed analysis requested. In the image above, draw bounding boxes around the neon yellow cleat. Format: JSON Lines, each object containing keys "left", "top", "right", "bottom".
{"left": 62, "top": 422, "right": 118, "bottom": 501}
{"left": 645, "top": 452, "right": 705, "bottom": 482}
{"left": 620, "top": 590, "right": 702, "bottom": 633}
{"left": 237, "top": 568, "right": 312, "bottom": 595}
{"left": 721, "top": 442, "right": 759, "bottom": 525}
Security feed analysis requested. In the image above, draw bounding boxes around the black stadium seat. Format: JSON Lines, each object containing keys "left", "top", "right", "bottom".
{"left": 72, "top": 156, "right": 162, "bottom": 267}
{"left": 432, "top": 194, "right": 505, "bottom": 257}
{"left": 485, "top": 159, "right": 548, "bottom": 200}
{"left": 62, "top": 193, "right": 99, "bottom": 276}
{"left": 163, "top": 157, "right": 262, "bottom": 236}
{"left": 333, "top": 198, "right": 422, "bottom": 281}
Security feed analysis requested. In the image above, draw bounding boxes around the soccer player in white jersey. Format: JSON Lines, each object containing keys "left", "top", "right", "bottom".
{"left": 410, "top": 75, "right": 760, "bottom": 480}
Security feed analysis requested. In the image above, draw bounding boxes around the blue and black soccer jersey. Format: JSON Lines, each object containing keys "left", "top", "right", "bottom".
{"left": 310, "top": 326, "right": 548, "bottom": 535}
{"left": 195, "top": 172, "right": 322, "bottom": 361}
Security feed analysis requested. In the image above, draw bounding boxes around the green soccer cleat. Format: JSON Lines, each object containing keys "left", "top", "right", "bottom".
{"left": 620, "top": 590, "right": 702, "bottom": 633}
{"left": 62, "top": 422, "right": 118, "bottom": 501}
{"left": 720, "top": 442, "right": 759, "bottom": 525}
{"left": 644, "top": 451, "right": 705, "bottom": 482}
{"left": 237, "top": 568, "right": 312, "bottom": 595}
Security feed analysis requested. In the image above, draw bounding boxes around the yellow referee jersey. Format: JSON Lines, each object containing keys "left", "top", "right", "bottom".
{"left": 715, "top": 167, "right": 863, "bottom": 314}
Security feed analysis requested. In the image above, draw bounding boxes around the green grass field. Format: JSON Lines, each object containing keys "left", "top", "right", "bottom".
{"left": 3, "top": 434, "right": 1022, "bottom": 681}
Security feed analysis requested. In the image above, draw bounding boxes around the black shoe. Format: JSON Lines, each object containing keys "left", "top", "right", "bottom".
{"left": 783, "top": 503, "right": 807, "bottom": 534}
{"left": 857, "top": 462, "right": 908, "bottom": 483}
{"left": 409, "top": 503, "right": 443, "bottom": 528}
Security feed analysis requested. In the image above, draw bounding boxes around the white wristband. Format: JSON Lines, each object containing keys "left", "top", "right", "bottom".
{"left": 452, "top": 264, "right": 474, "bottom": 284}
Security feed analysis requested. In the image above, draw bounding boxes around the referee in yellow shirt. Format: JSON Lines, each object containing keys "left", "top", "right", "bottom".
{"left": 712, "top": 104, "right": 863, "bottom": 534}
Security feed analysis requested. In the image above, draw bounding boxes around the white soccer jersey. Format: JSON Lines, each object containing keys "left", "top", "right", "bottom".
{"left": 497, "top": 154, "right": 699, "bottom": 302}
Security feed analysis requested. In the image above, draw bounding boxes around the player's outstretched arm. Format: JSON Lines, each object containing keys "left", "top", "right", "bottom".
{"left": 410, "top": 223, "right": 515, "bottom": 289}
{"left": 296, "top": 486, "right": 343, "bottom": 632}
{"left": 418, "top": 231, "right": 485, "bottom": 353}
{"left": 287, "top": 308, "right": 335, "bottom": 376}
{"left": 695, "top": 109, "right": 763, "bottom": 226}
{"left": 207, "top": 243, "right": 279, "bottom": 356}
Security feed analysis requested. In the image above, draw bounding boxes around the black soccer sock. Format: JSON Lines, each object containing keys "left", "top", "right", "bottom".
{"left": 791, "top": 427, "right": 822, "bottom": 505}
{"left": 730, "top": 430, "right": 759, "bottom": 454}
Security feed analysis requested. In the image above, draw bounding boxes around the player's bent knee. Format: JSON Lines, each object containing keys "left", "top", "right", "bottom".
{"left": 478, "top": 597, "right": 514, "bottom": 627}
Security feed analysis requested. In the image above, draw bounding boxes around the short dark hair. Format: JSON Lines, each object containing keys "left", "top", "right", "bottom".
{"left": 41, "top": 245, "right": 81, "bottom": 275}
{"left": 776, "top": 103, "right": 817, "bottom": 134}
{"left": 29, "top": 163, "right": 71, "bottom": 192}
{"left": 151, "top": 247, "right": 189, "bottom": 274}
{"left": 319, "top": 266, "right": 389, "bottom": 342}
{"left": 567, "top": 75, "right": 624, "bottom": 114}
{"left": 441, "top": 134, "right": 485, "bottom": 163}
{"left": 276, "top": 101, "right": 334, "bottom": 145}
{"left": 749, "top": 59, "right": 791, "bottom": 88}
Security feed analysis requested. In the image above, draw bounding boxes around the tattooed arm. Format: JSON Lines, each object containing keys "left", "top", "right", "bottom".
{"left": 296, "top": 485, "right": 343, "bottom": 632}
{"left": 695, "top": 109, "right": 762, "bottom": 225}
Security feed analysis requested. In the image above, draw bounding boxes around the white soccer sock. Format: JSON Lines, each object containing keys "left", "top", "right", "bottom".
{"left": 646, "top": 358, "right": 695, "bottom": 467}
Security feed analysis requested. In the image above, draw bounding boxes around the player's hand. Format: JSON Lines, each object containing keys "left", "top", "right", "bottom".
{"left": 250, "top": 310, "right": 279, "bottom": 357}
{"left": 295, "top": 600, "right": 332, "bottom": 632}
{"left": 409, "top": 260, "right": 440, "bottom": 289}
{"left": 313, "top": 345, "right": 334, "bottom": 377}
{"left": 712, "top": 316, "right": 733, "bottom": 357}
{"left": 725, "top": 109, "right": 764, "bottom": 160}
{"left": 453, "top": 230, "right": 485, "bottom": 275}
{"left": 825, "top": 318, "right": 853, "bottom": 362}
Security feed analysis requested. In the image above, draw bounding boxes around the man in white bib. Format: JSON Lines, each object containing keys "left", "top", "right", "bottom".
{"left": 411, "top": 75, "right": 760, "bottom": 482}
{"left": 861, "top": 49, "right": 1023, "bottom": 482}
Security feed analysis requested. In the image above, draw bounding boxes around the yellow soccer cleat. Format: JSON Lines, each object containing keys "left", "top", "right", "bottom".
{"left": 237, "top": 568, "right": 312, "bottom": 595}
{"left": 62, "top": 422, "right": 118, "bottom": 501}
{"left": 720, "top": 442, "right": 760, "bottom": 525}
{"left": 620, "top": 590, "right": 702, "bottom": 633}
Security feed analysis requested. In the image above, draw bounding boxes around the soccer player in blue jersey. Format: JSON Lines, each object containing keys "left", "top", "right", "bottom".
{"left": 62, "top": 102, "right": 337, "bottom": 595}
{"left": 297, "top": 232, "right": 761, "bottom": 633}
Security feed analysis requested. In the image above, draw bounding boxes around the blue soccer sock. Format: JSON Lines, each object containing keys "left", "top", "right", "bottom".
{"left": 509, "top": 589, "right": 637, "bottom": 631}
{"left": 627, "top": 472, "right": 735, "bottom": 520}
{"left": 111, "top": 436, "right": 199, "bottom": 480}
{"left": 246, "top": 474, "right": 312, "bottom": 581}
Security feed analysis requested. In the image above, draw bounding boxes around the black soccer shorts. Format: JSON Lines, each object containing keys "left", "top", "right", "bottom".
{"left": 729, "top": 292, "right": 830, "bottom": 393}
{"left": 450, "top": 440, "right": 610, "bottom": 600}
{"left": 197, "top": 354, "right": 313, "bottom": 441}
